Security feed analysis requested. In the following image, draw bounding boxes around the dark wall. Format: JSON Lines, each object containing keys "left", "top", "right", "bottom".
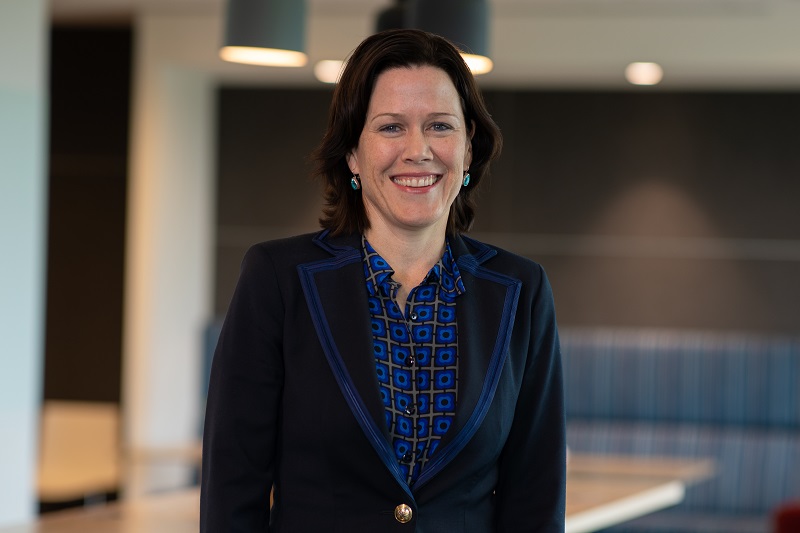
{"left": 215, "top": 88, "right": 800, "bottom": 335}
{"left": 44, "top": 27, "right": 131, "bottom": 402}
{"left": 214, "top": 88, "right": 331, "bottom": 314}
{"left": 477, "top": 92, "right": 800, "bottom": 333}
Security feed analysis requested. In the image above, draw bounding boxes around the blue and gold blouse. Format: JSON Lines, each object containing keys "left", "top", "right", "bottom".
{"left": 362, "top": 236, "right": 466, "bottom": 485}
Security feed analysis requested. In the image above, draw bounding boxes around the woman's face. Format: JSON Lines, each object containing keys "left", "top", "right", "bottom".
{"left": 347, "top": 65, "right": 473, "bottom": 237}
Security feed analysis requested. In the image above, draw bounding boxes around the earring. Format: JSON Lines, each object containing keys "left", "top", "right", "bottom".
{"left": 463, "top": 172, "right": 471, "bottom": 187}
{"left": 350, "top": 174, "right": 361, "bottom": 190}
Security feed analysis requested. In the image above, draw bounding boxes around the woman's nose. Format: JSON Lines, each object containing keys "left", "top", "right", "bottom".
{"left": 403, "top": 128, "right": 433, "bottom": 162}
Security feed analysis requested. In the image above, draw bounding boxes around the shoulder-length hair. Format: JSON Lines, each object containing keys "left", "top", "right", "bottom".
{"left": 314, "top": 28, "right": 502, "bottom": 236}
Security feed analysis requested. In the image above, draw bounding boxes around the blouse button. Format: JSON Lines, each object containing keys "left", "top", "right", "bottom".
{"left": 400, "top": 452, "right": 413, "bottom": 464}
{"left": 404, "top": 405, "right": 416, "bottom": 415}
{"left": 409, "top": 312, "right": 418, "bottom": 321}
{"left": 406, "top": 356, "right": 415, "bottom": 366}
{"left": 394, "top": 503, "right": 413, "bottom": 523}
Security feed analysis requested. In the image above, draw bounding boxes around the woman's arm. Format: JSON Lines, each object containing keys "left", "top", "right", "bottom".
{"left": 201, "top": 245, "right": 285, "bottom": 532}
{"left": 495, "top": 265, "right": 567, "bottom": 532}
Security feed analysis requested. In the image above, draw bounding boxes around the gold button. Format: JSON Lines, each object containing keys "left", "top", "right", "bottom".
{"left": 394, "top": 503, "right": 413, "bottom": 523}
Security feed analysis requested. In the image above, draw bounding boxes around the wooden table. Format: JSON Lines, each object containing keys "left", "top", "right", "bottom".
{"left": 2, "top": 454, "right": 713, "bottom": 533}
{"left": 565, "top": 454, "right": 714, "bottom": 533}
{"left": 37, "top": 401, "right": 121, "bottom": 504}
{"left": 0, "top": 490, "right": 198, "bottom": 533}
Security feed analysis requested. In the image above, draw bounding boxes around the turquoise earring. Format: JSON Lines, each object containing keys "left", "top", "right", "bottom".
{"left": 350, "top": 175, "right": 361, "bottom": 190}
{"left": 463, "top": 172, "right": 471, "bottom": 187}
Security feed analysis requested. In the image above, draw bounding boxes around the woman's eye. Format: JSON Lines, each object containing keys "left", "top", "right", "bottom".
{"left": 379, "top": 124, "right": 401, "bottom": 133}
{"left": 431, "top": 122, "right": 453, "bottom": 132}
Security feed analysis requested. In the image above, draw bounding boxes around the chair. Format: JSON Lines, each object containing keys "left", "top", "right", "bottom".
{"left": 773, "top": 500, "right": 800, "bottom": 533}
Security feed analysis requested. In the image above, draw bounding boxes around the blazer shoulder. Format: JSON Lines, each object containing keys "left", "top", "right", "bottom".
{"left": 461, "top": 234, "right": 545, "bottom": 283}
{"left": 247, "top": 232, "right": 320, "bottom": 254}
{"left": 242, "top": 232, "right": 329, "bottom": 269}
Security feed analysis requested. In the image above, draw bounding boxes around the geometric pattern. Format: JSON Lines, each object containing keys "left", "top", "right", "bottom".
{"left": 362, "top": 236, "right": 465, "bottom": 485}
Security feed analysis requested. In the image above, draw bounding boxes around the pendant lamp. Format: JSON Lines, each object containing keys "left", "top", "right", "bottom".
{"left": 376, "top": 0, "right": 407, "bottom": 31}
{"left": 406, "top": 0, "right": 492, "bottom": 74}
{"left": 220, "top": 0, "right": 307, "bottom": 67}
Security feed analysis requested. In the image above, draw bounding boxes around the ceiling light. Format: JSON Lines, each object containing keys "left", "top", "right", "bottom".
{"left": 625, "top": 62, "right": 664, "bottom": 86}
{"left": 220, "top": 0, "right": 308, "bottom": 67}
{"left": 314, "top": 60, "right": 345, "bottom": 84}
{"left": 461, "top": 54, "right": 494, "bottom": 76}
{"left": 377, "top": 0, "right": 493, "bottom": 75}
{"left": 376, "top": 1, "right": 406, "bottom": 31}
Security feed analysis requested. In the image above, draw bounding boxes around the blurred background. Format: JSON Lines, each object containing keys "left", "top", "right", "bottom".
{"left": 1, "top": 0, "right": 799, "bottom": 530}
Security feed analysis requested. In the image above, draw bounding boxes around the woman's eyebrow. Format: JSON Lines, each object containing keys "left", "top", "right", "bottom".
{"left": 369, "top": 112, "right": 460, "bottom": 121}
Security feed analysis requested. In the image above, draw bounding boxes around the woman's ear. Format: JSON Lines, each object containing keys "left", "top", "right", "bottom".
{"left": 464, "top": 121, "right": 475, "bottom": 169}
{"left": 346, "top": 152, "right": 358, "bottom": 175}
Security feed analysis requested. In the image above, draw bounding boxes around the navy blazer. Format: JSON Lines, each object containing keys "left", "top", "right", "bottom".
{"left": 201, "top": 231, "right": 566, "bottom": 532}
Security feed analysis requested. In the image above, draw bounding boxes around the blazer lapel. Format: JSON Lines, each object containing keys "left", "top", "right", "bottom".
{"left": 412, "top": 235, "right": 522, "bottom": 491}
{"left": 297, "top": 232, "right": 413, "bottom": 499}
{"left": 297, "top": 231, "right": 522, "bottom": 496}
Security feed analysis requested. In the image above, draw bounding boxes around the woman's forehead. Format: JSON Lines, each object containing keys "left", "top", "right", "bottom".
{"left": 366, "top": 66, "right": 463, "bottom": 116}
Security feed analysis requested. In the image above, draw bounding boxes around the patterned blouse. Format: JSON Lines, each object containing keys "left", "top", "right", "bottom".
{"left": 361, "top": 236, "right": 466, "bottom": 485}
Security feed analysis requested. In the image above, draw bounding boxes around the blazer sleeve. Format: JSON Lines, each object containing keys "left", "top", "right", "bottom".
{"left": 494, "top": 265, "right": 567, "bottom": 532}
{"left": 201, "top": 245, "right": 285, "bottom": 532}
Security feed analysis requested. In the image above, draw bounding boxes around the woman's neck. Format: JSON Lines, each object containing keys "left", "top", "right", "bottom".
{"left": 364, "top": 223, "right": 448, "bottom": 310}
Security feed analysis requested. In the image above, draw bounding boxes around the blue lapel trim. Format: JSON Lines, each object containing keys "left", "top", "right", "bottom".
{"left": 298, "top": 231, "right": 520, "bottom": 497}
{"left": 297, "top": 238, "right": 415, "bottom": 502}
{"left": 412, "top": 250, "right": 522, "bottom": 490}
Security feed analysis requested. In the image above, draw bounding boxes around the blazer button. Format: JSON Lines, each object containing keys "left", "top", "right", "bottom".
{"left": 394, "top": 503, "right": 413, "bottom": 523}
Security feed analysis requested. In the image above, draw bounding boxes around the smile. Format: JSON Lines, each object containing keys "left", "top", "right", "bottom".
{"left": 391, "top": 175, "right": 440, "bottom": 188}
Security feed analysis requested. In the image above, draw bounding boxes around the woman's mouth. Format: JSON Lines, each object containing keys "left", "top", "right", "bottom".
{"left": 391, "top": 175, "right": 439, "bottom": 188}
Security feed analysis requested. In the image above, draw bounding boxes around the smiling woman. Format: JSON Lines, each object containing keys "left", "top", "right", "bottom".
{"left": 201, "top": 29, "right": 566, "bottom": 533}
{"left": 345, "top": 65, "right": 473, "bottom": 293}
{"left": 316, "top": 29, "right": 502, "bottom": 238}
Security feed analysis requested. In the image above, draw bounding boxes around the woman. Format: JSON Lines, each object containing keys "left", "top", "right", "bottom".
{"left": 201, "top": 29, "right": 566, "bottom": 532}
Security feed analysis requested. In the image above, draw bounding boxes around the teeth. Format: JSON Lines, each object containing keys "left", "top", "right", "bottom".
{"left": 393, "top": 175, "right": 437, "bottom": 187}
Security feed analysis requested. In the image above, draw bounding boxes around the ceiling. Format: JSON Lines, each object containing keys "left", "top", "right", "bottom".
{"left": 50, "top": 0, "right": 800, "bottom": 89}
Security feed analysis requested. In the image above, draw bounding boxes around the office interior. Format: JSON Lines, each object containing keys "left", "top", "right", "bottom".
{"left": 2, "top": 0, "right": 799, "bottom": 531}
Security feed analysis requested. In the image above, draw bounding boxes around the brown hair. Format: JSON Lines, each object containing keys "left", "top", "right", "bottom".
{"left": 314, "top": 28, "right": 502, "bottom": 235}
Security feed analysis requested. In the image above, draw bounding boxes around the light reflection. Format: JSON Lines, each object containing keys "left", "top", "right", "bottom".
{"left": 314, "top": 60, "right": 345, "bottom": 84}
{"left": 220, "top": 46, "right": 308, "bottom": 67}
{"left": 625, "top": 62, "right": 664, "bottom": 86}
{"left": 314, "top": 54, "right": 492, "bottom": 84}
{"left": 462, "top": 53, "right": 493, "bottom": 75}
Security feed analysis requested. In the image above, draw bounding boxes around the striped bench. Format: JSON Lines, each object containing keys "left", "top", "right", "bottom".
{"left": 562, "top": 328, "right": 800, "bottom": 533}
